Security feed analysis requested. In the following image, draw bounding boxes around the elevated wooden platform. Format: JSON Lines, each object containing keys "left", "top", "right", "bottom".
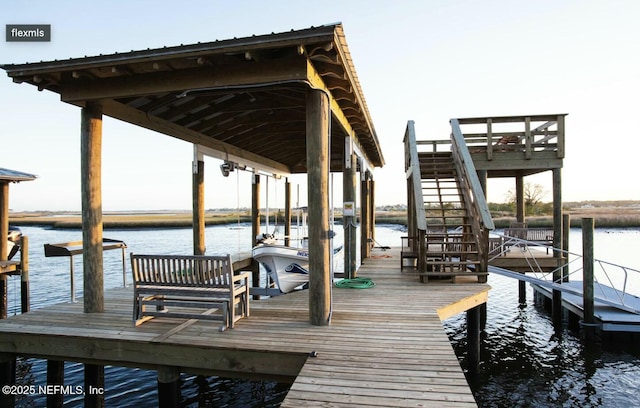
{"left": 0, "top": 247, "right": 488, "bottom": 406}
{"left": 489, "top": 246, "right": 563, "bottom": 273}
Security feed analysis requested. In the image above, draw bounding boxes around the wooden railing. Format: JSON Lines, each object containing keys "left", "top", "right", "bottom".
{"left": 456, "top": 114, "right": 566, "bottom": 161}
{"left": 450, "top": 119, "right": 495, "bottom": 271}
{"left": 403, "top": 121, "right": 427, "bottom": 271}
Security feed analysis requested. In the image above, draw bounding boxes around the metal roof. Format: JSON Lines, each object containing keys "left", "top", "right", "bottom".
{"left": 2, "top": 24, "right": 384, "bottom": 174}
{"left": 0, "top": 168, "right": 37, "bottom": 182}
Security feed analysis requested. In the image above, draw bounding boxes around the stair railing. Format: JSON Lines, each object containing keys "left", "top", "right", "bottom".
{"left": 404, "top": 121, "right": 427, "bottom": 272}
{"left": 450, "top": 118, "right": 495, "bottom": 271}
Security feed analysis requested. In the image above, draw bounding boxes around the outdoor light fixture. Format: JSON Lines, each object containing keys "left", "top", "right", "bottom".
{"left": 220, "top": 161, "right": 234, "bottom": 177}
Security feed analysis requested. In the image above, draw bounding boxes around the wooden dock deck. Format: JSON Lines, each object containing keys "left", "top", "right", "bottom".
{"left": 0, "top": 248, "right": 489, "bottom": 406}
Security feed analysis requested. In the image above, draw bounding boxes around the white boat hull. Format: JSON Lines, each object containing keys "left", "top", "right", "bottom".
{"left": 252, "top": 244, "right": 343, "bottom": 294}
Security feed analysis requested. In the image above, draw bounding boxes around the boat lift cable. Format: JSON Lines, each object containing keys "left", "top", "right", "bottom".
{"left": 334, "top": 277, "right": 375, "bottom": 289}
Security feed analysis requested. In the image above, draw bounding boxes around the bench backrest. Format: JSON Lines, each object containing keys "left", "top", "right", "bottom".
{"left": 504, "top": 228, "right": 553, "bottom": 242}
{"left": 131, "top": 254, "right": 234, "bottom": 288}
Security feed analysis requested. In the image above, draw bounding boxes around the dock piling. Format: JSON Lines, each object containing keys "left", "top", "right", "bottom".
{"left": 582, "top": 217, "right": 595, "bottom": 341}
{"left": 157, "top": 367, "right": 180, "bottom": 408}
{"left": 47, "top": 360, "right": 64, "bottom": 408}
{"left": 20, "top": 236, "right": 29, "bottom": 313}
{"left": 467, "top": 305, "right": 481, "bottom": 374}
{"left": 84, "top": 363, "right": 104, "bottom": 407}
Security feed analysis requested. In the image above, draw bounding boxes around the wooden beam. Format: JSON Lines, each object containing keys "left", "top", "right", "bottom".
{"left": 81, "top": 102, "right": 104, "bottom": 313}
{"left": 306, "top": 88, "right": 331, "bottom": 326}
{"left": 60, "top": 57, "right": 308, "bottom": 102}
{"left": 305, "top": 60, "right": 380, "bottom": 169}
{"left": 100, "top": 99, "right": 291, "bottom": 175}
{"left": 437, "top": 290, "right": 489, "bottom": 320}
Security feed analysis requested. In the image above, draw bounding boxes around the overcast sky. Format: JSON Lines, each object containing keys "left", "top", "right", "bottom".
{"left": 2, "top": 0, "right": 638, "bottom": 211}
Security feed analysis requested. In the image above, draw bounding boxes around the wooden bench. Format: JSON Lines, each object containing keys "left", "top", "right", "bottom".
{"left": 131, "top": 254, "right": 250, "bottom": 330}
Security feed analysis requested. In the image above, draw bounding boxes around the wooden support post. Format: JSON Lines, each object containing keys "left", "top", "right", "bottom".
{"left": 0, "top": 353, "right": 15, "bottom": 408}
{"left": 251, "top": 174, "right": 261, "bottom": 292}
{"left": 0, "top": 182, "right": 7, "bottom": 260}
{"left": 467, "top": 305, "right": 481, "bottom": 375}
{"left": 47, "top": 360, "right": 64, "bottom": 408}
{"left": 284, "top": 179, "right": 291, "bottom": 247}
{"left": 84, "top": 364, "right": 104, "bottom": 407}
{"left": 81, "top": 102, "right": 104, "bottom": 313}
{"left": 486, "top": 119, "right": 493, "bottom": 161}
{"left": 518, "top": 272, "right": 526, "bottom": 303}
{"left": 20, "top": 236, "right": 29, "bottom": 313}
{"left": 562, "top": 213, "right": 570, "bottom": 282}
{"left": 516, "top": 175, "right": 526, "bottom": 300}
{"left": 0, "top": 277, "right": 6, "bottom": 320}
{"left": 552, "top": 168, "right": 563, "bottom": 327}
{"left": 370, "top": 179, "right": 376, "bottom": 246}
{"left": 360, "top": 174, "right": 370, "bottom": 260}
{"left": 418, "top": 229, "right": 426, "bottom": 275}
{"left": 192, "top": 157, "right": 205, "bottom": 255}
{"left": 306, "top": 88, "right": 331, "bottom": 326}
{"left": 406, "top": 177, "right": 415, "bottom": 242}
{"left": 524, "top": 116, "right": 532, "bottom": 160}
{"left": 515, "top": 174, "right": 525, "bottom": 223}
{"left": 343, "top": 153, "right": 357, "bottom": 279}
{"left": 157, "top": 366, "right": 180, "bottom": 408}
{"left": 582, "top": 217, "right": 596, "bottom": 342}
{"left": 0, "top": 182, "right": 8, "bottom": 319}
{"left": 477, "top": 170, "right": 487, "bottom": 194}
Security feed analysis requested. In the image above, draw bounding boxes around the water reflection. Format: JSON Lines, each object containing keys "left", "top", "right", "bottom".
{"left": 445, "top": 270, "right": 640, "bottom": 407}
{"left": 5, "top": 225, "right": 640, "bottom": 406}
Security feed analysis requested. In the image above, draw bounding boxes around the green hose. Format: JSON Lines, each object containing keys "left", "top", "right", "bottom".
{"left": 334, "top": 277, "right": 375, "bottom": 289}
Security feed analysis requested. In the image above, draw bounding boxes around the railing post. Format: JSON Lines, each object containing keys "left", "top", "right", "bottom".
{"left": 486, "top": 118, "right": 493, "bottom": 161}
{"left": 562, "top": 213, "right": 570, "bottom": 282}
{"left": 582, "top": 217, "right": 596, "bottom": 342}
{"left": 524, "top": 116, "right": 532, "bottom": 159}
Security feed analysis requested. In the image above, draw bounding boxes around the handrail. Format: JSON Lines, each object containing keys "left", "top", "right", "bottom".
{"left": 450, "top": 119, "right": 495, "bottom": 231}
{"left": 455, "top": 114, "right": 566, "bottom": 161}
{"left": 488, "top": 232, "right": 640, "bottom": 313}
{"left": 403, "top": 121, "right": 427, "bottom": 232}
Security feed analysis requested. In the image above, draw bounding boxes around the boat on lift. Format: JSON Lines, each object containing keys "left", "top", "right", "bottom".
{"left": 252, "top": 233, "right": 344, "bottom": 294}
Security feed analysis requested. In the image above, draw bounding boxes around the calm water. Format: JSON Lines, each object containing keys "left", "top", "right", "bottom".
{"left": 5, "top": 225, "right": 640, "bottom": 407}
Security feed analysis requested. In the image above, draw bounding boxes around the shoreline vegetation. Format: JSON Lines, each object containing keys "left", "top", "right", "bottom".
{"left": 8, "top": 201, "right": 640, "bottom": 230}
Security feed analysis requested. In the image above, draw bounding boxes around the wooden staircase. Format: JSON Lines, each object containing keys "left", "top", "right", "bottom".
{"left": 418, "top": 151, "right": 482, "bottom": 280}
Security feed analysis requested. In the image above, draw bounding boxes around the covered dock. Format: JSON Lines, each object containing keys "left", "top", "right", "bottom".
{"left": 2, "top": 23, "right": 384, "bottom": 326}
{"left": 0, "top": 24, "right": 489, "bottom": 407}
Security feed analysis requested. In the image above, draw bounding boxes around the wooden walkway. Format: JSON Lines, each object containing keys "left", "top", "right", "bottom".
{"left": 532, "top": 282, "right": 640, "bottom": 332}
{"left": 0, "top": 247, "right": 489, "bottom": 407}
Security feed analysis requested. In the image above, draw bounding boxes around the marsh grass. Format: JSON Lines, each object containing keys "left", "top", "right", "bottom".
{"left": 9, "top": 204, "right": 640, "bottom": 229}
